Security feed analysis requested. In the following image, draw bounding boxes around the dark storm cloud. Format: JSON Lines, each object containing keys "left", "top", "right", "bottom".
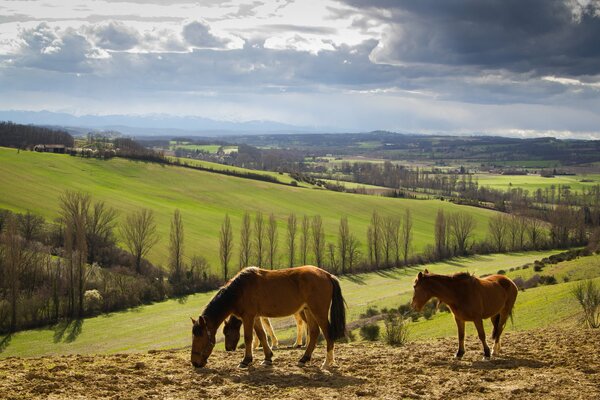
{"left": 342, "top": 0, "right": 600, "bottom": 76}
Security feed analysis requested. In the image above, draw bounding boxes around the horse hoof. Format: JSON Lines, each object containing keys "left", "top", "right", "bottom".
{"left": 482, "top": 356, "right": 491, "bottom": 361}
{"left": 238, "top": 361, "right": 252, "bottom": 368}
{"left": 261, "top": 359, "right": 273, "bottom": 366}
{"left": 271, "top": 345, "right": 278, "bottom": 350}
{"left": 297, "top": 361, "right": 306, "bottom": 367}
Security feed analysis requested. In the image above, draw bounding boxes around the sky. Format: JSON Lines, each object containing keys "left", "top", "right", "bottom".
{"left": 0, "top": 0, "right": 600, "bottom": 138}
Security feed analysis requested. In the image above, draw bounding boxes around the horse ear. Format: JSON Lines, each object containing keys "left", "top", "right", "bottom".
{"left": 424, "top": 269, "right": 429, "bottom": 274}
{"left": 198, "top": 316, "right": 207, "bottom": 328}
{"left": 190, "top": 317, "right": 197, "bottom": 325}
{"left": 418, "top": 271, "right": 423, "bottom": 279}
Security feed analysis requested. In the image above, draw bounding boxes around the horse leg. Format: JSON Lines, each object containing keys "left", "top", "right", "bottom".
{"left": 239, "top": 316, "right": 256, "bottom": 368}
{"left": 253, "top": 319, "right": 274, "bottom": 366}
{"left": 453, "top": 316, "right": 465, "bottom": 359}
{"left": 307, "top": 302, "right": 335, "bottom": 369}
{"left": 473, "top": 319, "right": 491, "bottom": 359}
{"left": 253, "top": 319, "right": 263, "bottom": 350}
{"left": 493, "top": 307, "right": 512, "bottom": 356}
{"left": 261, "top": 317, "right": 279, "bottom": 349}
{"left": 298, "top": 312, "right": 320, "bottom": 367}
{"left": 491, "top": 314, "right": 501, "bottom": 356}
{"left": 293, "top": 313, "right": 304, "bottom": 347}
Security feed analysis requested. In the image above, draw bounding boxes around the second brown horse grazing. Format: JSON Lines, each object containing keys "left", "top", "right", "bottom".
{"left": 412, "top": 269, "right": 518, "bottom": 359}
{"left": 191, "top": 266, "right": 346, "bottom": 369}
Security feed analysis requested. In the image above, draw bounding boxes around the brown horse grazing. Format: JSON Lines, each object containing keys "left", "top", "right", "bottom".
{"left": 223, "top": 310, "right": 308, "bottom": 352}
{"left": 191, "top": 266, "right": 346, "bottom": 369}
{"left": 411, "top": 269, "right": 518, "bottom": 359}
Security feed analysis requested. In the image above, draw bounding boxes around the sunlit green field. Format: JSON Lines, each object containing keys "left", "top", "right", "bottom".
{"left": 0, "top": 250, "right": 567, "bottom": 358}
{"left": 0, "top": 147, "right": 499, "bottom": 269}
{"left": 475, "top": 173, "right": 600, "bottom": 191}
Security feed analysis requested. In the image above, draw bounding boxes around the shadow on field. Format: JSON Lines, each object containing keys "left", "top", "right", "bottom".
{"left": 345, "top": 274, "right": 366, "bottom": 285}
{"left": 450, "top": 356, "right": 546, "bottom": 371}
{"left": 235, "top": 368, "right": 366, "bottom": 389}
{"left": 53, "top": 319, "right": 84, "bottom": 343}
{"left": 0, "top": 334, "right": 12, "bottom": 354}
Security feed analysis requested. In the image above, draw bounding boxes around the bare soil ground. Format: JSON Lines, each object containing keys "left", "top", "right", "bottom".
{"left": 1, "top": 326, "right": 599, "bottom": 399}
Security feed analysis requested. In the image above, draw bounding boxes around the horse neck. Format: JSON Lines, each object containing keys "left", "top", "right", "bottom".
{"left": 425, "top": 275, "right": 460, "bottom": 305}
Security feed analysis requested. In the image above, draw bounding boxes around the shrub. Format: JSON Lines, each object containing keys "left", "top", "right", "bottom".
{"left": 539, "top": 275, "right": 557, "bottom": 285}
{"left": 359, "top": 323, "right": 380, "bottom": 341}
{"left": 572, "top": 280, "right": 600, "bottom": 328}
{"left": 383, "top": 313, "right": 410, "bottom": 346}
{"left": 497, "top": 269, "right": 506, "bottom": 275}
{"left": 360, "top": 306, "right": 380, "bottom": 319}
{"left": 84, "top": 290, "right": 104, "bottom": 315}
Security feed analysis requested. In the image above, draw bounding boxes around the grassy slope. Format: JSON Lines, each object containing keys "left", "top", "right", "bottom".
{"left": 0, "top": 250, "right": 564, "bottom": 358}
{"left": 475, "top": 173, "right": 600, "bottom": 191}
{"left": 0, "top": 147, "right": 498, "bottom": 268}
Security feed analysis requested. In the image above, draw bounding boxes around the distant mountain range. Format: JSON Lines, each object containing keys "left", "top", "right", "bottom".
{"left": 0, "top": 110, "right": 326, "bottom": 137}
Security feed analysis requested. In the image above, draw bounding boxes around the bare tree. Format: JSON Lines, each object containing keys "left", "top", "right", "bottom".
{"left": 86, "top": 201, "right": 118, "bottom": 264}
{"left": 526, "top": 216, "right": 544, "bottom": 249}
{"left": 120, "top": 208, "right": 159, "bottom": 274}
{"left": 383, "top": 216, "right": 400, "bottom": 267}
{"left": 448, "top": 211, "right": 476, "bottom": 255}
{"left": 16, "top": 210, "right": 45, "bottom": 242}
{"left": 488, "top": 214, "right": 508, "bottom": 252}
{"left": 239, "top": 211, "right": 252, "bottom": 269}
{"left": 169, "top": 209, "right": 185, "bottom": 285}
{"left": 267, "top": 213, "right": 278, "bottom": 269}
{"left": 338, "top": 216, "right": 350, "bottom": 274}
{"left": 434, "top": 209, "right": 447, "bottom": 260}
{"left": 347, "top": 234, "right": 360, "bottom": 272}
{"left": 402, "top": 209, "right": 413, "bottom": 264}
{"left": 220, "top": 214, "right": 234, "bottom": 280}
{"left": 370, "top": 211, "right": 382, "bottom": 267}
{"left": 311, "top": 215, "right": 325, "bottom": 266}
{"left": 3, "top": 215, "right": 26, "bottom": 331}
{"left": 254, "top": 211, "right": 265, "bottom": 266}
{"left": 300, "top": 215, "right": 310, "bottom": 265}
{"left": 327, "top": 242, "right": 337, "bottom": 272}
{"left": 287, "top": 213, "right": 297, "bottom": 267}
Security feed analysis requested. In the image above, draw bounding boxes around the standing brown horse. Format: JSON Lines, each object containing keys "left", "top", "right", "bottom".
{"left": 223, "top": 311, "right": 308, "bottom": 351}
{"left": 411, "top": 269, "right": 517, "bottom": 359}
{"left": 191, "top": 266, "right": 346, "bottom": 369}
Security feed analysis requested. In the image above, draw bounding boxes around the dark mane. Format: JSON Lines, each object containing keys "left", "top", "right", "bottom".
{"left": 202, "top": 267, "right": 259, "bottom": 322}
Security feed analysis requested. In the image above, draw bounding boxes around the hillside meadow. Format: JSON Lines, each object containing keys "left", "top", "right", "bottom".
{"left": 0, "top": 250, "right": 566, "bottom": 358}
{"left": 0, "top": 147, "right": 499, "bottom": 269}
{"left": 474, "top": 173, "right": 600, "bottom": 192}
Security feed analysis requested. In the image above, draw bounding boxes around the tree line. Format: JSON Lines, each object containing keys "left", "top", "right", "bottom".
{"left": 0, "top": 121, "right": 74, "bottom": 148}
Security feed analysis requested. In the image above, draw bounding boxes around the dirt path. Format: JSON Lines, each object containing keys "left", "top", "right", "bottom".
{"left": 1, "top": 326, "right": 598, "bottom": 399}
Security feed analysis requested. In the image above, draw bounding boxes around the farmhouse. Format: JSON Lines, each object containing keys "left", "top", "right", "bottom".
{"left": 33, "top": 144, "right": 67, "bottom": 153}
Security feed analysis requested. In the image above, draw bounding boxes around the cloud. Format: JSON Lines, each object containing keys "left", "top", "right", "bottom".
{"left": 87, "top": 21, "right": 140, "bottom": 50}
{"left": 343, "top": 0, "right": 600, "bottom": 77}
{"left": 182, "top": 20, "right": 230, "bottom": 49}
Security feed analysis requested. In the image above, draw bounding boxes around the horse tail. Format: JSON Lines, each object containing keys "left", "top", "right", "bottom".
{"left": 328, "top": 274, "right": 347, "bottom": 341}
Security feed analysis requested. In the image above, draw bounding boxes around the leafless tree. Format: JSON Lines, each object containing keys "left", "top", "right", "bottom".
{"left": 402, "top": 209, "right": 413, "bottom": 264}
{"left": 16, "top": 210, "right": 45, "bottom": 243}
{"left": 120, "top": 208, "right": 159, "bottom": 274}
{"left": 220, "top": 214, "right": 233, "bottom": 280}
{"left": 86, "top": 201, "right": 118, "bottom": 264}
{"left": 311, "top": 215, "right": 325, "bottom": 266}
{"left": 287, "top": 213, "right": 297, "bottom": 267}
{"left": 2, "top": 215, "right": 26, "bottom": 331}
{"left": 327, "top": 242, "right": 337, "bottom": 272}
{"left": 300, "top": 215, "right": 310, "bottom": 265}
{"left": 254, "top": 211, "right": 265, "bottom": 267}
{"left": 267, "top": 213, "right": 278, "bottom": 269}
{"left": 488, "top": 214, "right": 508, "bottom": 252}
{"left": 526, "top": 216, "right": 544, "bottom": 249}
{"left": 338, "top": 216, "right": 350, "bottom": 273}
{"left": 347, "top": 234, "right": 360, "bottom": 272}
{"left": 434, "top": 209, "right": 447, "bottom": 260}
{"left": 448, "top": 211, "right": 476, "bottom": 256}
{"left": 169, "top": 209, "right": 185, "bottom": 285}
{"left": 384, "top": 216, "right": 400, "bottom": 267}
{"left": 239, "top": 211, "right": 252, "bottom": 269}
{"left": 370, "top": 211, "right": 382, "bottom": 267}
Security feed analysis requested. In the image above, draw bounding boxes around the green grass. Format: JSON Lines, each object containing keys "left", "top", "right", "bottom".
{"left": 0, "top": 147, "right": 500, "bottom": 269}
{"left": 504, "top": 253, "right": 600, "bottom": 283}
{"left": 0, "top": 250, "right": 565, "bottom": 358}
{"left": 171, "top": 144, "right": 221, "bottom": 153}
{"left": 475, "top": 173, "right": 600, "bottom": 192}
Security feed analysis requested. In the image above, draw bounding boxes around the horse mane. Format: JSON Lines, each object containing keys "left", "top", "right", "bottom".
{"left": 202, "top": 267, "right": 259, "bottom": 322}
{"left": 452, "top": 271, "right": 475, "bottom": 280}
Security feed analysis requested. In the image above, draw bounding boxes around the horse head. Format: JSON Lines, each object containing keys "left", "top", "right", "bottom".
{"left": 411, "top": 269, "right": 432, "bottom": 311}
{"left": 223, "top": 315, "right": 242, "bottom": 351}
{"left": 190, "top": 316, "right": 215, "bottom": 368}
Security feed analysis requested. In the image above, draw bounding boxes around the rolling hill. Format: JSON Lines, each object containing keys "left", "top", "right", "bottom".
{"left": 0, "top": 147, "right": 500, "bottom": 269}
